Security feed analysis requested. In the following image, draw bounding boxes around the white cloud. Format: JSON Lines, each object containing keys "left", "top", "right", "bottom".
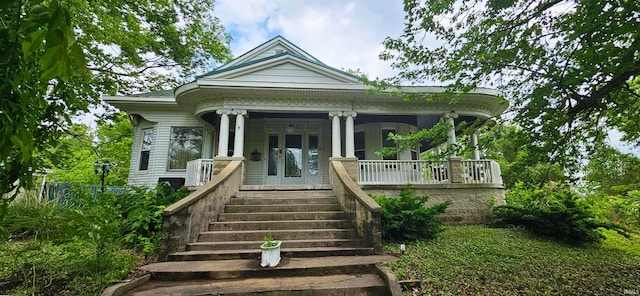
{"left": 215, "top": 0, "right": 405, "bottom": 79}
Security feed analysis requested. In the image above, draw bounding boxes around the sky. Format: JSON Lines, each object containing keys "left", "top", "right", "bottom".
{"left": 214, "top": 0, "right": 406, "bottom": 80}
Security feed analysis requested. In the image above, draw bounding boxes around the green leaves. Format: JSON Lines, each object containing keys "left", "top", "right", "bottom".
{"left": 1, "top": 0, "right": 231, "bottom": 197}
{"left": 492, "top": 183, "right": 628, "bottom": 244}
{"left": 373, "top": 187, "right": 451, "bottom": 241}
{"left": 381, "top": 0, "right": 640, "bottom": 167}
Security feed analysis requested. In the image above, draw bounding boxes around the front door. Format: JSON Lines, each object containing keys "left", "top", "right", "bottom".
{"left": 265, "top": 133, "right": 320, "bottom": 185}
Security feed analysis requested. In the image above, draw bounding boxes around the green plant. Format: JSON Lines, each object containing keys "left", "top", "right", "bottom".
{"left": 383, "top": 226, "right": 640, "bottom": 295}
{"left": 372, "top": 187, "right": 451, "bottom": 241}
{"left": 261, "top": 236, "right": 279, "bottom": 248}
{"left": 492, "top": 183, "right": 628, "bottom": 244}
{"left": 0, "top": 239, "right": 139, "bottom": 295}
{"left": 113, "top": 184, "right": 189, "bottom": 255}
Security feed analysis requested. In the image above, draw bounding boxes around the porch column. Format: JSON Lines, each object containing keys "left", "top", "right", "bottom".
{"left": 216, "top": 109, "right": 231, "bottom": 157}
{"left": 443, "top": 111, "right": 459, "bottom": 155}
{"left": 471, "top": 132, "right": 480, "bottom": 160}
{"left": 232, "top": 109, "right": 247, "bottom": 157}
{"left": 344, "top": 112, "right": 357, "bottom": 158}
{"left": 329, "top": 111, "right": 343, "bottom": 157}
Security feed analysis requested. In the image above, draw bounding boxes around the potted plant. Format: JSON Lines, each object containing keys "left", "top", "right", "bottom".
{"left": 260, "top": 236, "right": 281, "bottom": 267}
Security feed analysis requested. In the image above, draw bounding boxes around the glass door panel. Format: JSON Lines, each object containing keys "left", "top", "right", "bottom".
{"left": 284, "top": 135, "right": 302, "bottom": 179}
{"left": 308, "top": 135, "right": 318, "bottom": 177}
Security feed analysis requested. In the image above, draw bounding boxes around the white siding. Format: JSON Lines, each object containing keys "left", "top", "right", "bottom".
{"left": 357, "top": 122, "right": 418, "bottom": 161}
{"left": 127, "top": 111, "right": 209, "bottom": 187}
{"left": 244, "top": 119, "right": 265, "bottom": 185}
{"left": 127, "top": 120, "right": 157, "bottom": 187}
{"left": 251, "top": 44, "right": 289, "bottom": 61}
{"left": 233, "top": 62, "right": 344, "bottom": 84}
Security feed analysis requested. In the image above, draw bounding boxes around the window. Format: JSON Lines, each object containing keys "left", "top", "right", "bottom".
{"left": 355, "top": 131, "right": 365, "bottom": 159}
{"left": 168, "top": 127, "right": 203, "bottom": 170}
{"left": 139, "top": 129, "right": 153, "bottom": 170}
{"left": 381, "top": 129, "right": 397, "bottom": 160}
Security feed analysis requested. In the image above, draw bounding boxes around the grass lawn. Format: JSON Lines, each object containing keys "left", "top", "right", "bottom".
{"left": 383, "top": 226, "right": 640, "bottom": 295}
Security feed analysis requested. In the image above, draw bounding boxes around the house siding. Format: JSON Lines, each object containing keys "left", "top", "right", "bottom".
{"left": 128, "top": 120, "right": 157, "bottom": 187}
{"left": 127, "top": 111, "right": 207, "bottom": 187}
{"left": 357, "top": 122, "right": 418, "bottom": 160}
{"left": 233, "top": 63, "right": 343, "bottom": 84}
{"left": 244, "top": 119, "right": 265, "bottom": 185}
{"left": 252, "top": 44, "right": 289, "bottom": 61}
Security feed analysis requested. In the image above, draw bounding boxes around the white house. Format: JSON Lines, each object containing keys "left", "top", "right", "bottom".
{"left": 105, "top": 36, "right": 507, "bottom": 195}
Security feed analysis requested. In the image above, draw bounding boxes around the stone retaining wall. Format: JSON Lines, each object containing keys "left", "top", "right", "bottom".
{"left": 362, "top": 184, "right": 505, "bottom": 225}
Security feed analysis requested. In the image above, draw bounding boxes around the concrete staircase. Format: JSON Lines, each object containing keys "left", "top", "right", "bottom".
{"left": 117, "top": 186, "right": 399, "bottom": 295}
{"left": 170, "top": 187, "right": 373, "bottom": 261}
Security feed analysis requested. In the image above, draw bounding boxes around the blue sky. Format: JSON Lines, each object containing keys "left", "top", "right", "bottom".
{"left": 215, "top": 0, "right": 406, "bottom": 79}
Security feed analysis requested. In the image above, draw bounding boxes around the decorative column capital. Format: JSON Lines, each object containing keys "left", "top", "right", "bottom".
{"left": 442, "top": 111, "right": 459, "bottom": 120}
{"left": 216, "top": 108, "right": 232, "bottom": 115}
{"left": 231, "top": 109, "right": 248, "bottom": 116}
{"left": 329, "top": 111, "right": 343, "bottom": 118}
{"left": 343, "top": 111, "right": 357, "bottom": 118}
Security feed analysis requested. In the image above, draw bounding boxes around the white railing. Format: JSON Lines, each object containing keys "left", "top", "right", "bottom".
{"left": 461, "top": 160, "right": 503, "bottom": 184}
{"left": 358, "top": 159, "right": 503, "bottom": 185}
{"left": 185, "top": 159, "right": 214, "bottom": 187}
{"left": 358, "top": 160, "right": 450, "bottom": 185}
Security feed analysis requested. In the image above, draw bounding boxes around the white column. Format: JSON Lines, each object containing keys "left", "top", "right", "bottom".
{"left": 216, "top": 109, "right": 231, "bottom": 157}
{"left": 344, "top": 112, "right": 357, "bottom": 158}
{"left": 443, "top": 111, "right": 459, "bottom": 155}
{"left": 329, "top": 111, "right": 343, "bottom": 158}
{"left": 471, "top": 132, "right": 480, "bottom": 160}
{"left": 232, "top": 109, "right": 247, "bottom": 157}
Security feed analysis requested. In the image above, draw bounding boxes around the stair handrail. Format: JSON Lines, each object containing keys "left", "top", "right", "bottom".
{"left": 159, "top": 160, "right": 243, "bottom": 260}
{"left": 330, "top": 160, "right": 382, "bottom": 253}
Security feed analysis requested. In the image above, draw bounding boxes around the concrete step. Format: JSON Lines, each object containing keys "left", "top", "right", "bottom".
{"left": 210, "top": 219, "right": 353, "bottom": 231}
{"left": 198, "top": 229, "right": 357, "bottom": 242}
{"left": 152, "top": 255, "right": 394, "bottom": 276}
{"left": 234, "top": 190, "right": 335, "bottom": 199}
{"left": 168, "top": 247, "right": 377, "bottom": 261}
{"left": 225, "top": 203, "right": 341, "bottom": 213}
{"left": 228, "top": 196, "right": 339, "bottom": 205}
{"left": 187, "top": 238, "right": 364, "bottom": 251}
{"left": 141, "top": 256, "right": 395, "bottom": 281}
{"left": 124, "top": 274, "right": 387, "bottom": 296}
{"left": 218, "top": 211, "right": 348, "bottom": 221}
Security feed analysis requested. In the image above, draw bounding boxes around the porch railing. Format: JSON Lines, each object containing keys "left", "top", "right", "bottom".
{"left": 185, "top": 159, "right": 214, "bottom": 187}
{"left": 358, "top": 160, "right": 450, "bottom": 185}
{"left": 461, "top": 159, "right": 503, "bottom": 184}
{"left": 358, "top": 159, "right": 502, "bottom": 185}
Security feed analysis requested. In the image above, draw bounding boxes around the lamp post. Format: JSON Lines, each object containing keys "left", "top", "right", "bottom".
{"left": 94, "top": 160, "right": 112, "bottom": 193}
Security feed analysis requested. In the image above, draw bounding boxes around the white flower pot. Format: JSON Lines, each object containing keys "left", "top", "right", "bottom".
{"left": 260, "top": 241, "right": 281, "bottom": 267}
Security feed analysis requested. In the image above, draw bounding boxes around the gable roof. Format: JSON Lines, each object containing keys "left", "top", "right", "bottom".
{"left": 217, "top": 35, "right": 324, "bottom": 70}
{"left": 196, "top": 35, "right": 358, "bottom": 82}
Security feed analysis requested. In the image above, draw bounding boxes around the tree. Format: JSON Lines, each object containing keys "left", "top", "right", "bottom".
{"left": 0, "top": 0, "right": 231, "bottom": 197}
{"left": 583, "top": 145, "right": 640, "bottom": 195}
{"left": 378, "top": 0, "right": 640, "bottom": 167}
{"left": 45, "top": 112, "right": 133, "bottom": 186}
{"left": 473, "top": 123, "right": 568, "bottom": 188}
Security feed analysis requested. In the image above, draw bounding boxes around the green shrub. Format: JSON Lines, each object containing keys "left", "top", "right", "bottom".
{"left": 586, "top": 190, "right": 640, "bottom": 230}
{"left": 372, "top": 187, "right": 451, "bottom": 241}
{"left": 492, "top": 183, "right": 627, "bottom": 244}
{"left": 0, "top": 239, "right": 139, "bottom": 295}
{"left": 0, "top": 183, "right": 188, "bottom": 294}
{"left": 112, "top": 184, "right": 188, "bottom": 255}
